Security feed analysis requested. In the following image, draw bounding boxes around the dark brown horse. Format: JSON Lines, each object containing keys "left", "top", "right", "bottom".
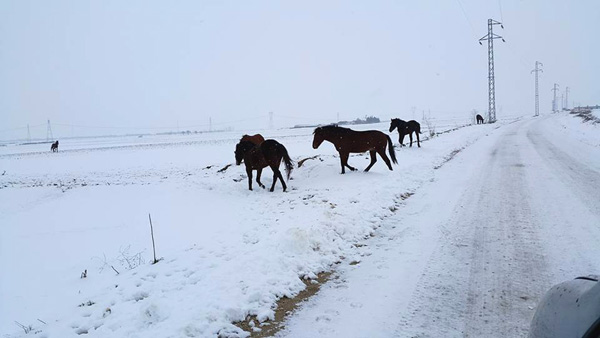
{"left": 50, "top": 140, "right": 59, "bottom": 152}
{"left": 235, "top": 139, "right": 294, "bottom": 192}
{"left": 240, "top": 134, "right": 265, "bottom": 145}
{"left": 312, "top": 125, "right": 397, "bottom": 174}
{"left": 389, "top": 119, "right": 421, "bottom": 147}
{"left": 476, "top": 114, "right": 484, "bottom": 124}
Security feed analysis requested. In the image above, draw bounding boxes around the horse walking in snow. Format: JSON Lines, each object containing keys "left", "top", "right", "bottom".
{"left": 50, "top": 140, "right": 59, "bottom": 152}
{"left": 476, "top": 114, "right": 484, "bottom": 124}
{"left": 235, "top": 139, "right": 294, "bottom": 192}
{"left": 389, "top": 119, "right": 421, "bottom": 148}
{"left": 312, "top": 125, "right": 397, "bottom": 174}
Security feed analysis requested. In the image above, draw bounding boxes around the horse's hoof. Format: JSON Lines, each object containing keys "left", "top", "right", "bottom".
{"left": 269, "top": 188, "right": 274, "bottom": 192}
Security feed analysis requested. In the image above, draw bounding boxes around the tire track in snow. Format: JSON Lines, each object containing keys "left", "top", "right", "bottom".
{"left": 397, "top": 120, "right": 551, "bottom": 337}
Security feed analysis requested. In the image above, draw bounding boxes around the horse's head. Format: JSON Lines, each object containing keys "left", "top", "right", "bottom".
{"left": 389, "top": 119, "right": 398, "bottom": 132}
{"left": 312, "top": 128, "right": 324, "bottom": 149}
{"left": 235, "top": 141, "right": 254, "bottom": 165}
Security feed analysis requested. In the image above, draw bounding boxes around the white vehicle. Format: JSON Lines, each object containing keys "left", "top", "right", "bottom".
{"left": 529, "top": 276, "right": 600, "bottom": 338}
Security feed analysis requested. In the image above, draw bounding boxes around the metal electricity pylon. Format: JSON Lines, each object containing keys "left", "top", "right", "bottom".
{"left": 551, "top": 84, "right": 559, "bottom": 113}
{"left": 565, "top": 86, "right": 570, "bottom": 110}
{"left": 531, "top": 61, "right": 543, "bottom": 117}
{"left": 479, "top": 19, "right": 505, "bottom": 124}
{"left": 46, "top": 120, "right": 53, "bottom": 142}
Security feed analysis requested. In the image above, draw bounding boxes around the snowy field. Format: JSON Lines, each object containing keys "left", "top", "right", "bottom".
{"left": 0, "top": 116, "right": 493, "bottom": 337}
{"left": 3, "top": 112, "right": 598, "bottom": 338}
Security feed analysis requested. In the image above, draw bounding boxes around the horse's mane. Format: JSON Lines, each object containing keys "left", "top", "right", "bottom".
{"left": 313, "top": 124, "right": 353, "bottom": 135}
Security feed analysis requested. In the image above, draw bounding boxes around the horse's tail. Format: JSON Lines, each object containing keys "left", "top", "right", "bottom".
{"left": 386, "top": 135, "right": 398, "bottom": 164}
{"left": 278, "top": 143, "right": 294, "bottom": 180}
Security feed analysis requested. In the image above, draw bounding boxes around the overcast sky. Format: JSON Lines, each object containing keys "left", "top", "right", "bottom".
{"left": 1, "top": 0, "right": 599, "bottom": 139}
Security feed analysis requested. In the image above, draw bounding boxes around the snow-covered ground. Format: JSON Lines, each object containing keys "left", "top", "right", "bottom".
{"left": 591, "top": 108, "right": 600, "bottom": 120}
{"left": 2, "top": 113, "right": 598, "bottom": 338}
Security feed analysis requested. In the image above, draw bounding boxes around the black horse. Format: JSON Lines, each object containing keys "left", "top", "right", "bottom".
{"left": 235, "top": 139, "right": 294, "bottom": 192}
{"left": 50, "top": 140, "right": 59, "bottom": 152}
{"left": 476, "top": 114, "right": 484, "bottom": 124}
{"left": 312, "top": 125, "right": 397, "bottom": 174}
{"left": 389, "top": 119, "right": 421, "bottom": 147}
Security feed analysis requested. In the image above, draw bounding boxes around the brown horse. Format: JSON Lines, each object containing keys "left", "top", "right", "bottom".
{"left": 235, "top": 139, "right": 294, "bottom": 192}
{"left": 50, "top": 140, "right": 59, "bottom": 152}
{"left": 312, "top": 125, "right": 397, "bottom": 174}
{"left": 240, "top": 134, "right": 265, "bottom": 145}
{"left": 476, "top": 114, "right": 484, "bottom": 124}
{"left": 389, "top": 119, "right": 421, "bottom": 147}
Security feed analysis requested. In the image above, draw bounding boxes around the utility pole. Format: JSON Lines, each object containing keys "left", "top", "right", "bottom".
{"left": 531, "top": 61, "right": 543, "bottom": 117}
{"left": 268, "top": 112, "right": 274, "bottom": 129}
{"left": 46, "top": 120, "right": 53, "bottom": 142}
{"left": 479, "top": 19, "right": 505, "bottom": 124}
{"left": 336, "top": 112, "right": 340, "bottom": 123}
{"left": 561, "top": 93, "right": 564, "bottom": 110}
{"left": 209, "top": 117, "right": 212, "bottom": 132}
{"left": 551, "top": 84, "right": 559, "bottom": 113}
{"left": 565, "top": 87, "right": 570, "bottom": 110}
{"left": 27, "top": 124, "right": 31, "bottom": 142}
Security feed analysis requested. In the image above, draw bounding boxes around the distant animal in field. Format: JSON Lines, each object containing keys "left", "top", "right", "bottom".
{"left": 476, "top": 114, "right": 484, "bottom": 124}
{"left": 312, "top": 125, "right": 397, "bottom": 174}
{"left": 50, "top": 140, "right": 59, "bottom": 152}
{"left": 235, "top": 139, "right": 294, "bottom": 192}
{"left": 389, "top": 119, "right": 421, "bottom": 147}
{"left": 240, "top": 134, "right": 265, "bottom": 145}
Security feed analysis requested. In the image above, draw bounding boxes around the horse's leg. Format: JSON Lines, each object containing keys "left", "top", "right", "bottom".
{"left": 339, "top": 151, "right": 347, "bottom": 174}
{"left": 269, "top": 169, "right": 277, "bottom": 191}
{"left": 399, "top": 134, "right": 405, "bottom": 147}
{"left": 364, "top": 150, "right": 377, "bottom": 172}
{"left": 269, "top": 167, "right": 287, "bottom": 192}
{"left": 246, "top": 167, "right": 253, "bottom": 191}
{"left": 343, "top": 152, "right": 357, "bottom": 172}
{"left": 416, "top": 131, "right": 421, "bottom": 147}
{"left": 256, "top": 168, "right": 265, "bottom": 189}
{"left": 275, "top": 167, "right": 287, "bottom": 192}
{"left": 409, "top": 132, "right": 413, "bottom": 147}
{"left": 377, "top": 148, "right": 393, "bottom": 171}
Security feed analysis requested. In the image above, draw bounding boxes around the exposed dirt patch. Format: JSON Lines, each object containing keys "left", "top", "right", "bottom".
{"left": 434, "top": 148, "right": 464, "bottom": 170}
{"left": 398, "top": 192, "right": 414, "bottom": 200}
{"left": 234, "top": 271, "right": 332, "bottom": 337}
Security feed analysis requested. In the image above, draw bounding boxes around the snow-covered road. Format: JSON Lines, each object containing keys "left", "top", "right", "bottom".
{"left": 279, "top": 115, "right": 600, "bottom": 337}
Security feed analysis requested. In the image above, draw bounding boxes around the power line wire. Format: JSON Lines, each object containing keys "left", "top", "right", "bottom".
{"left": 454, "top": 0, "right": 479, "bottom": 40}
